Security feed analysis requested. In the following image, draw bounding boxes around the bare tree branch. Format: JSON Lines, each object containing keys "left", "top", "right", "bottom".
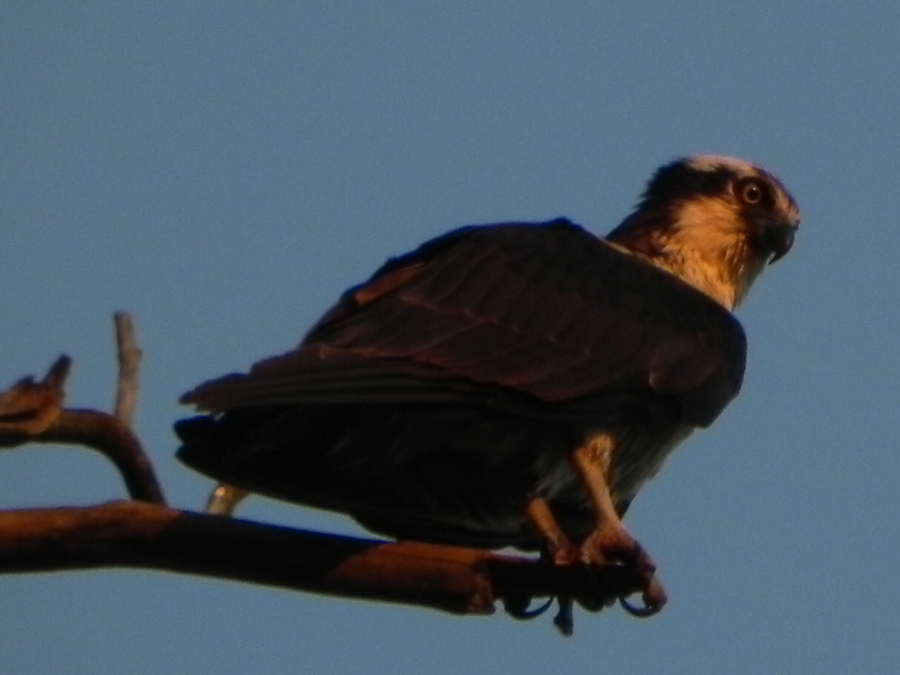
{"left": 38, "top": 408, "right": 165, "bottom": 504}
{"left": 0, "top": 352, "right": 163, "bottom": 504}
{"left": 113, "top": 311, "right": 142, "bottom": 427}
{"left": 0, "top": 500, "right": 646, "bottom": 620}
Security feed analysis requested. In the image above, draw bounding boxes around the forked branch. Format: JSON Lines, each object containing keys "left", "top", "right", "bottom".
{"left": 0, "top": 353, "right": 164, "bottom": 504}
{"left": 0, "top": 315, "right": 645, "bottom": 632}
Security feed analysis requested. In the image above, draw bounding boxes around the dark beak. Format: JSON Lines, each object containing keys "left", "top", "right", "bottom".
{"left": 764, "top": 222, "right": 798, "bottom": 264}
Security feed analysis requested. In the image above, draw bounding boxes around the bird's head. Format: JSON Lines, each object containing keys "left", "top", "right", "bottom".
{"left": 607, "top": 155, "right": 801, "bottom": 310}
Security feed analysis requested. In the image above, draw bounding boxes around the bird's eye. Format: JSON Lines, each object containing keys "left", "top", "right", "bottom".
{"left": 738, "top": 180, "right": 765, "bottom": 205}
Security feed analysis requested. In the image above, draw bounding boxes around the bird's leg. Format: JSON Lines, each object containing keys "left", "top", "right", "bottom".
{"left": 570, "top": 435, "right": 642, "bottom": 566}
{"left": 524, "top": 497, "right": 578, "bottom": 635}
{"left": 570, "top": 434, "right": 667, "bottom": 616}
{"left": 526, "top": 497, "right": 578, "bottom": 564}
{"left": 524, "top": 496, "right": 624, "bottom": 632}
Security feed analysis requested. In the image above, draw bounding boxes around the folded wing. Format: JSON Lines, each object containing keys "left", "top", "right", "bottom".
{"left": 182, "top": 219, "right": 746, "bottom": 428}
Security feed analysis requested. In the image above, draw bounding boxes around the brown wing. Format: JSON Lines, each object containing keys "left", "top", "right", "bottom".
{"left": 182, "top": 219, "right": 746, "bottom": 427}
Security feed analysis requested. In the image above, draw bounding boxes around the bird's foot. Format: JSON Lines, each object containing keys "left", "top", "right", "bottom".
{"left": 522, "top": 496, "right": 666, "bottom": 630}
{"left": 504, "top": 591, "right": 577, "bottom": 637}
{"left": 578, "top": 522, "right": 667, "bottom": 617}
{"left": 578, "top": 521, "right": 655, "bottom": 571}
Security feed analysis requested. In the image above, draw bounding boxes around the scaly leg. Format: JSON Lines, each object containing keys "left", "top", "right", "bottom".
{"left": 526, "top": 497, "right": 578, "bottom": 564}
{"left": 522, "top": 433, "right": 667, "bottom": 627}
{"left": 524, "top": 497, "right": 577, "bottom": 635}
{"left": 570, "top": 434, "right": 666, "bottom": 615}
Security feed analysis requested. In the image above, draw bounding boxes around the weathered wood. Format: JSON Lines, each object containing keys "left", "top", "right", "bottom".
{"left": 0, "top": 501, "right": 645, "bottom": 619}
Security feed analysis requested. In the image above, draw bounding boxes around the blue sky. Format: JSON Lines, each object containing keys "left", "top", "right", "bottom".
{"left": 2, "top": 2, "right": 898, "bottom": 673}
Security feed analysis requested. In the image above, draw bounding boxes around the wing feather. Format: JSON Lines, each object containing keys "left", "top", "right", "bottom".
{"left": 182, "top": 219, "right": 746, "bottom": 427}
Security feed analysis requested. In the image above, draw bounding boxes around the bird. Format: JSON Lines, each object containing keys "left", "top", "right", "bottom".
{"left": 175, "top": 155, "right": 800, "bottom": 627}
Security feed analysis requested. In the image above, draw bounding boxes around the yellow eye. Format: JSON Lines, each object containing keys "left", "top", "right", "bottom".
{"left": 740, "top": 180, "right": 764, "bottom": 205}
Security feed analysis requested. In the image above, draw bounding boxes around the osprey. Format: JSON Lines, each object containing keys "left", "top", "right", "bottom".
{"left": 176, "top": 155, "right": 799, "bottom": 622}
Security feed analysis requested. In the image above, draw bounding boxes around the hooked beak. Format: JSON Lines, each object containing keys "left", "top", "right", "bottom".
{"left": 763, "top": 221, "right": 799, "bottom": 264}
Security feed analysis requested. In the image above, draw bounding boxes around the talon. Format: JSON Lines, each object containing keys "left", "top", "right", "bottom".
{"left": 504, "top": 595, "right": 555, "bottom": 620}
{"left": 578, "top": 522, "right": 656, "bottom": 575}
{"left": 527, "top": 436, "right": 671, "bottom": 625}
{"left": 576, "top": 521, "right": 667, "bottom": 618}
{"left": 527, "top": 498, "right": 579, "bottom": 565}
{"left": 551, "top": 541, "right": 580, "bottom": 566}
{"left": 553, "top": 595, "right": 575, "bottom": 636}
{"left": 574, "top": 567, "right": 618, "bottom": 612}
{"left": 619, "top": 575, "right": 667, "bottom": 617}
{"left": 525, "top": 482, "right": 668, "bottom": 628}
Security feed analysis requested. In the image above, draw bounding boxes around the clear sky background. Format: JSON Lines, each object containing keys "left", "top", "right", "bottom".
{"left": 2, "top": 2, "right": 898, "bottom": 673}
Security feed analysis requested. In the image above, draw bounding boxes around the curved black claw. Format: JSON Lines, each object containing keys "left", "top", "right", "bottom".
{"left": 553, "top": 595, "right": 575, "bottom": 636}
{"left": 576, "top": 565, "right": 623, "bottom": 612}
{"left": 618, "top": 575, "right": 667, "bottom": 617}
{"left": 504, "top": 594, "right": 555, "bottom": 620}
{"left": 505, "top": 594, "right": 578, "bottom": 636}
